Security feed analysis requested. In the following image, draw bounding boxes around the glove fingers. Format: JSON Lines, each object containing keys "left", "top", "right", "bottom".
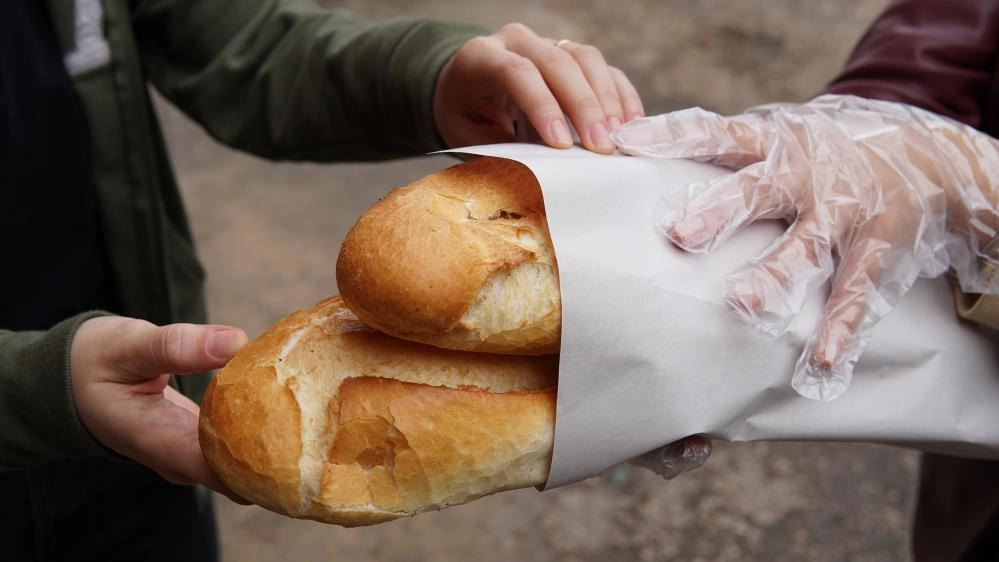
{"left": 792, "top": 222, "right": 923, "bottom": 401}
{"left": 660, "top": 160, "right": 797, "bottom": 253}
{"left": 613, "top": 108, "right": 774, "bottom": 168}
{"left": 723, "top": 211, "right": 835, "bottom": 336}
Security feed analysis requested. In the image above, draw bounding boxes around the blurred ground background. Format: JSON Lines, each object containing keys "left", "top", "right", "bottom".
{"left": 153, "top": 0, "right": 922, "bottom": 560}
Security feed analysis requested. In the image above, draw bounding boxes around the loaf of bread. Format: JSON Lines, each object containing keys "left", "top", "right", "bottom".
{"left": 336, "top": 156, "right": 562, "bottom": 355}
{"left": 199, "top": 296, "right": 557, "bottom": 527}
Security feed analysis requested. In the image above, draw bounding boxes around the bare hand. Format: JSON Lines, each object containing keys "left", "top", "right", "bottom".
{"left": 70, "top": 316, "right": 249, "bottom": 502}
{"left": 434, "top": 23, "right": 644, "bottom": 154}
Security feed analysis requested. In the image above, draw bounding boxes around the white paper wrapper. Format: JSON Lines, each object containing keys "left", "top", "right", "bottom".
{"left": 446, "top": 144, "right": 999, "bottom": 490}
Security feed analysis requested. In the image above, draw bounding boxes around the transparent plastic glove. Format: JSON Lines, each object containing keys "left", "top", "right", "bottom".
{"left": 613, "top": 94, "right": 999, "bottom": 401}
{"left": 630, "top": 435, "right": 712, "bottom": 480}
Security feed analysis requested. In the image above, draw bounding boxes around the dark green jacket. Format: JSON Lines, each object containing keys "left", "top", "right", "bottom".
{"left": 0, "top": 0, "right": 484, "bottom": 467}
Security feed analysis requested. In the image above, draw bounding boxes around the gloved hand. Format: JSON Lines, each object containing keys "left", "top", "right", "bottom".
{"left": 630, "top": 435, "right": 712, "bottom": 479}
{"left": 613, "top": 94, "right": 999, "bottom": 401}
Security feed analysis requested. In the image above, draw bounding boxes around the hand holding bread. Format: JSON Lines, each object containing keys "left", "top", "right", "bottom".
{"left": 70, "top": 316, "right": 248, "bottom": 503}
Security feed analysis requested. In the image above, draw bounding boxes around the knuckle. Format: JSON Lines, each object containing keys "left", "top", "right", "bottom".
{"left": 572, "top": 94, "right": 605, "bottom": 117}
{"left": 154, "top": 324, "right": 196, "bottom": 368}
{"left": 498, "top": 22, "right": 532, "bottom": 39}
{"left": 758, "top": 259, "right": 792, "bottom": 288}
{"left": 103, "top": 318, "right": 151, "bottom": 369}
{"left": 536, "top": 45, "right": 571, "bottom": 68}
{"left": 519, "top": 96, "right": 562, "bottom": 122}
{"left": 599, "top": 89, "right": 623, "bottom": 110}
{"left": 461, "top": 35, "right": 496, "bottom": 56}
{"left": 500, "top": 54, "right": 540, "bottom": 79}
{"left": 573, "top": 44, "right": 605, "bottom": 62}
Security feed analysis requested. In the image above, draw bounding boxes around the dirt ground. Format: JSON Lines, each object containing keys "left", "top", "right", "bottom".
{"left": 154, "top": 1, "right": 924, "bottom": 560}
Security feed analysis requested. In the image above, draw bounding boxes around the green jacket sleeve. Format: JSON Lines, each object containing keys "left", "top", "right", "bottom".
{"left": 129, "top": 0, "right": 487, "bottom": 161}
{"left": 0, "top": 313, "right": 111, "bottom": 468}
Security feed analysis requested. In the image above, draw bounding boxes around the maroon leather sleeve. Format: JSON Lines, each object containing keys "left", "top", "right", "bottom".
{"left": 824, "top": 0, "right": 999, "bottom": 129}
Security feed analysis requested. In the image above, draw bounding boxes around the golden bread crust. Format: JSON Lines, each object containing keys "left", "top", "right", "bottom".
{"left": 199, "top": 296, "right": 556, "bottom": 527}
{"left": 336, "top": 156, "right": 561, "bottom": 354}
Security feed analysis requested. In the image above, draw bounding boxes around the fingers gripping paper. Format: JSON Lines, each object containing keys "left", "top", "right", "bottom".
{"left": 449, "top": 144, "right": 999, "bottom": 490}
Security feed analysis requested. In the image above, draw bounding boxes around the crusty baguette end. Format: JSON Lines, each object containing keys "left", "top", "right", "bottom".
{"left": 199, "top": 296, "right": 557, "bottom": 526}
{"left": 336, "top": 156, "right": 562, "bottom": 355}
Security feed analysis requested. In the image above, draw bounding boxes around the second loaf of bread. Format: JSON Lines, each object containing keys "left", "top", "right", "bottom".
{"left": 336, "top": 156, "right": 562, "bottom": 355}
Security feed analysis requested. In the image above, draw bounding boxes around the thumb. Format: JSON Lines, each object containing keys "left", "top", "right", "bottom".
{"left": 106, "top": 320, "right": 247, "bottom": 383}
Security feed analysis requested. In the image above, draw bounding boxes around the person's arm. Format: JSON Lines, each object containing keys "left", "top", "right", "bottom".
{"left": 130, "top": 0, "right": 483, "bottom": 160}
{"left": 824, "top": 0, "right": 999, "bottom": 331}
{"left": 131, "top": 0, "right": 644, "bottom": 158}
{"left": 0, "top": 314, "right": 110, "bottom": 467}
{"left": 824, "top": 0, "right": 999, "bottom": 129}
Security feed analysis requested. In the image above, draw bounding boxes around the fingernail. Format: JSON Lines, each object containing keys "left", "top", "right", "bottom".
{"left": 589, "top": 121, "right": 614, "bottom": 152}
{"left": 792, "top": 355, "right": 852, "bottom": 402}
{"left": 667, "top": 215, "right": 710, "bottom": 251}
{"left": 607, "top": 115, "right": 622, "bottom": 132}
{"left": 549, "top": 119, "right": 573, "bottom": 147}
{"left": 207, "top": 329, "right": 246, "bottom": 361}
{"left": 724, "top": 277, "right": 764, "bottom": 323}
{"left": 811, "top": 341, "right": 838, "bottom": 373}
